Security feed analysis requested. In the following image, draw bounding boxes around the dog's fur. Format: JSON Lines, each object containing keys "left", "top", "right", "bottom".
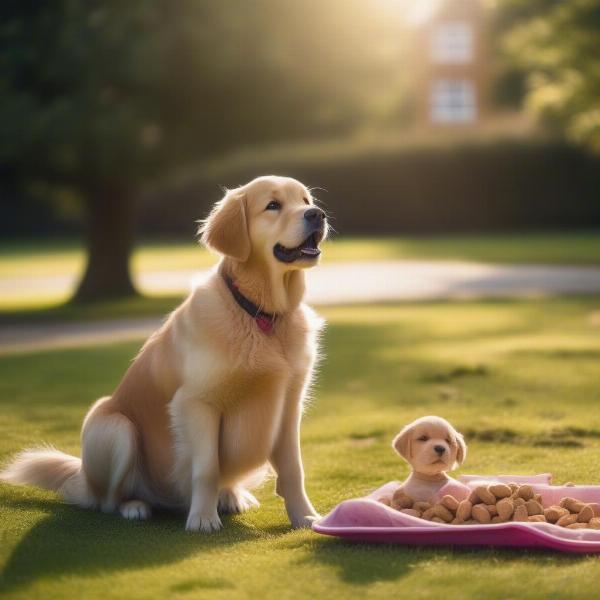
{"left": 0, "top": 175, "right": 327, "bottom": 532}
{"left": 392, "top": 416, "right": 467, "bottom": 502}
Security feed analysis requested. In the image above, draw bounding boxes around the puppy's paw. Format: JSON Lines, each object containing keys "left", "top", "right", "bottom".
{"left": 218, "top": 488, "right": 259, "bottom": 514}
{"left": 185, "top": 511, "right": 222, "bottom": 533}
{"left": 119, "top": 500, "right": 151, "bottom": 521}
{"left": 290, "top": 513, "right": 321, "bottom": 529}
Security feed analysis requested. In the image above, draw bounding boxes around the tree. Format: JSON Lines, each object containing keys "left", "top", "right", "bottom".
{"left": 501, "top": 0, "right": 600, "bottom": 152}
{"left": 0, "top": 0, "right": 399, "bottom": 300}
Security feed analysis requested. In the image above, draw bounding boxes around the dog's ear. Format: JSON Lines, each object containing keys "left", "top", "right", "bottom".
{"left": 453, "top": 431, "right": 467, "bottom": 468}
{"left": 199, "top": 188, "right": 250, "bottom": 262}
{"left": 392, "top": 425, "right": 413, "bottom": 462}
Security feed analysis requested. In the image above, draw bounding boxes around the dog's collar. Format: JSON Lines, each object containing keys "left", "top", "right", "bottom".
{"left": 222, "top": 274, "right": 276, "bottom": 334}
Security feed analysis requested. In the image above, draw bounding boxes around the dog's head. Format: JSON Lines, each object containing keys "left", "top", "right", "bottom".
{"left": 200, "top": 175, "right": 327, "bottom": 269}
{"left": 392, "top": 416, "right": 467, "bottom": 475}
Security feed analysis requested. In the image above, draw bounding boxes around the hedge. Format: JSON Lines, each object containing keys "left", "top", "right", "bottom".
{"left": 141, "top": 137, "right": 600, "bottom": 235}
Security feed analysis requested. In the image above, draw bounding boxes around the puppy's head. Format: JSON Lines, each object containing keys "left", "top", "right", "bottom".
{"left": 392, "top": 416, "right": 466, "bottom": 475}
{"left": 199, "top": 175, "right": 327, "bottom": 270}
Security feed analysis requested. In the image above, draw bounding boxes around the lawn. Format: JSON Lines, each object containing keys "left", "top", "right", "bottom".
{"left": 1, "top": 230, "right": 599, "bottom": 313}
{"left": 2, "top": 232, "right": 600, "bottom": 279}
{"left": 2, "top": 297, "right": 600, "bottom": 599}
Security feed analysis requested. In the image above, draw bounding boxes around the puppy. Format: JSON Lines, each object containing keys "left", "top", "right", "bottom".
{"left": 392, "top": 416, "right": 467, "bottom": 502}
{"left": 1, "top": 175, "right": 327, "bottom": 532}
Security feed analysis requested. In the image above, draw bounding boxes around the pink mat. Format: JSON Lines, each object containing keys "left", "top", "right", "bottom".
{"left": 312, "top": 475, "right": 600, "bottom": 553}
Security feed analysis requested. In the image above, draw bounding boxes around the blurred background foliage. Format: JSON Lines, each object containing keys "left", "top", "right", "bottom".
{"left": 1, "top": 0, "right": 599, "bottom": 300}
{"left": 502, "top": 0, "right": 600, "bottom": 151}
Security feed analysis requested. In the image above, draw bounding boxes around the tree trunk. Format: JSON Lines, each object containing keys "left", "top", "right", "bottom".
{"left": 74, "top": 186, "right": 138, "bottom": 302}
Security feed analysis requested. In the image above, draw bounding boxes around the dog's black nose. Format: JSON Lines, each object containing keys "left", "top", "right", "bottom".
{"left": 304, "top": 207, "right": 325, "bottom": 224}
{"left": 434, "top": 445, "right": 446, "bottom": 455}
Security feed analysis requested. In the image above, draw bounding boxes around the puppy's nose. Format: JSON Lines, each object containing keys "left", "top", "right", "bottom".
{"left": 304, "top": 207, "right": 325, "bottom": 225}
{"left": 434, "top": 445, "right": 446, "bottom": 455}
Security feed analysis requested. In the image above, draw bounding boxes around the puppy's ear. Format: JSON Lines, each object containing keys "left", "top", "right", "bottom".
{"left": 453, "top": 431, "right": 467, "bottom": 468}
{"left": 392, "top": 425, "right": 413, "bottom": 462}
{"left": 199, "top": 188, "right": 250, "bottom": 262}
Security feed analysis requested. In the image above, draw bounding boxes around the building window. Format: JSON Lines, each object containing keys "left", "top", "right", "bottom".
{"left": 430, "top": 79, "right": 477, "bottom": 123}
{"left": 431, "top": 21, "right": 473, "bottom": 64}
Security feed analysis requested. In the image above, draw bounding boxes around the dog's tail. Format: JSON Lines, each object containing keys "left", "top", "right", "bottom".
{"left": 0, "top": 446, "right": 95, "bottom": 507}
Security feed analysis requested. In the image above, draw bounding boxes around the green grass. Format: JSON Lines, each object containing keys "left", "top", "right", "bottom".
{"left": 2, "top": 298, "right": 600, "bottom": 599}
{"left": 0, "top": 295, "right": 185, "bottom": 326}
{"left": 1, "top": 230, "right": 599, "bottom": 312}
{"left": 2, "top": 232, "right": 600, "bottom": 279}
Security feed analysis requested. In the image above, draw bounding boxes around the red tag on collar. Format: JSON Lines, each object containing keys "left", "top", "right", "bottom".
{"left": 255, "top": 314, "right": 274, "bottom": 334}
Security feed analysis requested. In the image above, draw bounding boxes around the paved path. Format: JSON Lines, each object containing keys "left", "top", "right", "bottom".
{"left": 2, "top": 260, "right": 600, "bottom": 355}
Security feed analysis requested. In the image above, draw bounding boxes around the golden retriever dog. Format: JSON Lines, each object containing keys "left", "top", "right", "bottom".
{"left": 391, "top": 416, "right": 467, "bottom": 502}
{"left": 1, "top": 175, "right": 327, "bottom": 532}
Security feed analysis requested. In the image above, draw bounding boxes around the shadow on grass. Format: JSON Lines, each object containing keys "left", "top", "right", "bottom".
{"left": 2, "top": 495, "right": 592, "bottom": 594}
{"left": 306, "top": 537, "right": 589, "bottom": 586}
{"left": 0, "top": 294, "right": 184, "bottom": 326}
{"left": 0, "top": 496, "right": 272, "bottom": 594}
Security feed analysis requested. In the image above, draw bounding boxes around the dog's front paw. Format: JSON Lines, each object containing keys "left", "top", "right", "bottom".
{"left": 218, "top": 488, "right": 259, "bottom": 514}
{"left": 120, "top": 500, "right": 151, "bottom": 521}
{"left": 290, "top": 513, "right": 321, "bottom": 529}
{"left": 185, "top": 511, "right": 222, "bottom": 533}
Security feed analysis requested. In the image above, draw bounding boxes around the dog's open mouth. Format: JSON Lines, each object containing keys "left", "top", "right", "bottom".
{"left": 273, "top": 233, "right": 322, "bottom": 263}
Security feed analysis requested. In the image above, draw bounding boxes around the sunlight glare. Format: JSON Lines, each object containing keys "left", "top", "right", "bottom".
{"left": 373, "top": 0, "right": 442, "bottom": 25}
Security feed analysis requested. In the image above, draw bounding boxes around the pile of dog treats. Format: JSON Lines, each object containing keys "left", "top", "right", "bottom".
{"left": 379, "top": 483, "right": 600, "bottom": 529}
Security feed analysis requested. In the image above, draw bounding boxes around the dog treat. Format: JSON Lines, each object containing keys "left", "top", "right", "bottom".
{"left": 456, "top": 499, "right": 472, "bottom": 521}
{"left": 561, "top": 497, "right": 585, "bottom": 513}
{"left": 441, "top": 495, "right": 460, "bottom": 511}
{"left": 496, "top": 498, "right": 514, "bottom": 521}
{"left": 421, "top": 507, "right": 436, "bottom": 520}
{"left": 433, "top": 503, "right": 454, "bottom": 522}
{"left": 475, "top": 485, "right": 496, "bottom": 505}
{"left": 517, "top": 484, "right": 534, "bottom": 501}
{"left": 578, "top": 504, "right": 594, "bottom": 523}
{"left": 472, "top": 504, "right": 492, "bottom": 524}
{"left": 528, "top": 515, "right": 546, "bottom": 523}
{"left": 382, "top": 483, "right": 600, "bottom": 530}
{"left": 566, "top": 523, "right": 588, "bottom": 530}
{"left": 525, "top": 499, "right": 544, "bottom": 516}
{"left": 489, "top": 483, "right": 512, "bottom": 499}
{"left": 556, "top": 513, "right": 578, "bottom": 527}
{"left": 513, "top": 505, "right": 529, "bottom": 521}
{"left": 544, "top": 506, "right": 568, "bottom": 523}
{"left": 392, "top": 489, "right": 414, "bottom": 509}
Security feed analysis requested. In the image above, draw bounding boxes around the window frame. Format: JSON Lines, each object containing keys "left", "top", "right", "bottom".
{"left": 429, "top": 78, "right": 477, "bottom": 124}
{"left": 430, "top": 21, "right": 474, "bottom": 65}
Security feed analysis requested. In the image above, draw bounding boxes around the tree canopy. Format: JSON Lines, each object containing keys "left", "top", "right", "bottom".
{"left": 0, "top": 0, "right": 403, "bottom": 187}
{"left": 502, "top": 0, "right": 600, "bottom": 152}
{"left": 0, "top": 0, "right": 403, "bottom": 299}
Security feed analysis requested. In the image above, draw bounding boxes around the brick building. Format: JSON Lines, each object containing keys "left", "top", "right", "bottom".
{"left": 410, "top": 0, "right": 488, "bottom": 126}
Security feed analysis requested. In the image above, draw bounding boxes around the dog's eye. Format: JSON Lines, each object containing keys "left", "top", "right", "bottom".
{"left": 417, "top": 435, "right": 429, "bottom": 442}
{"left": 265, "top": 200, "right": 281, "bottom": 211}
{"left": 303, "top": 197, "right": 310, "bottom": 205}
